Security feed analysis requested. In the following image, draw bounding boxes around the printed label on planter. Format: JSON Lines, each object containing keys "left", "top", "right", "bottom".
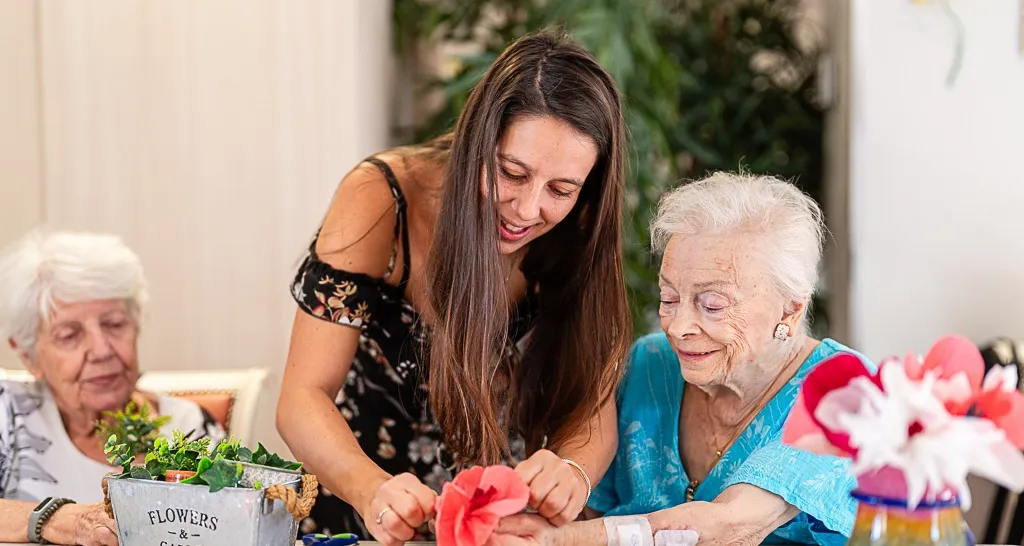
{"left": 106, "top": 478, "right": 299, "bottom": 546}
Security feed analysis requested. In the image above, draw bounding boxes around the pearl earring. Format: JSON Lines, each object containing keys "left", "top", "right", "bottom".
{"left": 774, "top": 323, "right": 791, "bottom": 341}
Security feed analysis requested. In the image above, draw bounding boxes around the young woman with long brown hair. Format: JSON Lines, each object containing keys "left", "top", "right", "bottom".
{"left": 276, "top": 30, "right": 630, "bottom": 545}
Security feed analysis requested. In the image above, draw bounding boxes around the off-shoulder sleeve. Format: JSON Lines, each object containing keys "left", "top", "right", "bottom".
{"left": 290, "top": 254, "right": 382, "bottom": 330}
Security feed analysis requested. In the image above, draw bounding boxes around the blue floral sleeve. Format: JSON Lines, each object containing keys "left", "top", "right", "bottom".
{"left": 720, "top": 441, "right": 857, "bottom": 544}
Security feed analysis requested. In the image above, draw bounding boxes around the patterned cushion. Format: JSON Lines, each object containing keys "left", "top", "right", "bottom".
{"left": 171, "top": 391, "right": 235, "bottom": 434}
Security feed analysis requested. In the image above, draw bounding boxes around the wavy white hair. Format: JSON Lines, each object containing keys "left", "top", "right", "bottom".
{"left": 0, "top": 230, "right": 148, "bottom": 358}
{"left": 650, "top": 171, "right": 825, "bottom": 307}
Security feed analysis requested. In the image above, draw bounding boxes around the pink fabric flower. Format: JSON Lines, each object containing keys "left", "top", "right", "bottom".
{"left": 782, "top": 353, "right": 877, "bottom": 456}
{"left": 903, "top": 335, "right": 1024, "bottom": 448}
{"left": 434, "top": 465, "right": 530, "bottom": 546}
{"left": 783, "top": 335, "right": 1024, "bottom": 509}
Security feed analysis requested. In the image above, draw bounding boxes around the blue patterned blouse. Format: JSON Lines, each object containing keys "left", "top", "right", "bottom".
{"left": 589, "top": 333, "right": 873, "bottom": 545}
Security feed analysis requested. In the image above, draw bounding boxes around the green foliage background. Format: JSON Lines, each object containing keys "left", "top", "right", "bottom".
{"left": 394, "top": 0, "right": 826, "bottom": 335}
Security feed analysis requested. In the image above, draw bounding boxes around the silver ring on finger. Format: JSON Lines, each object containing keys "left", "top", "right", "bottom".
{"left": 375, "top": 506, "right": 392, "bottom": 525}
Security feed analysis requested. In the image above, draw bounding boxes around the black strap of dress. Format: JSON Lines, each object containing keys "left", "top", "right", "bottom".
{"left": 363, "top": 157, "right": 412, "bottom": 289}
{"left": 305, "top": 156, "right": 412, "bottom": 289}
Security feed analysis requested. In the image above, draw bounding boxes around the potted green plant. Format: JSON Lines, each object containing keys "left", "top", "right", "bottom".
{"left": 102, "top": 430, "right": 317, "bottom": 546}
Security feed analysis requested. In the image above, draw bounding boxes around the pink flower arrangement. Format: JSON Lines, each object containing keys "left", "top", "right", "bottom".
{"left": 434, "top": 465, "right": 530, "bottom": 546}
{"left": 784, "top": 335, "right": 1024, "bottom": 509}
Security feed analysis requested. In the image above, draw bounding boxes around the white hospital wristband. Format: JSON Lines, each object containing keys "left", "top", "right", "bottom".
{"left": 603, "top": 515, "right": 655, "bottom": 546}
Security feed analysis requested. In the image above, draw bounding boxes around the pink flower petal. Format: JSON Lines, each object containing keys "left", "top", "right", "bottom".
{"left": 903, "top": 352, "right": 925, "bottom": 380}
{"left": 932, "top": 372, "right": 975, "bottom": 414}
{"left": 801, "top": 354, "right": 875, "bottom": 454}
{"left": 782, "top": 393, "right": 822, "bottom": 446}
{"left": 789, "top": 430, "right": 852, "bottom": 458}
{"left": 477, "top": 497, "right": 530, "bottom": 517}
{"left": 804, "top": 354, "right": 876, "bottom": 407}
{"left": 464, "top": 512, "right": 500, "bottom": 545}
{"left": 922, "top": 335, "right": 984, "bottom": 387}
{"left": 479, "top": 467, "right": 530, "bottom": 503}
{"left": 992, "top": 395, "right": 1024, "bottom": 449}
{"left": 454, "top": 504, "right": 474, "bottom": 545}
{"left": 434, "top": 465, "right": 531, "bottom": 546}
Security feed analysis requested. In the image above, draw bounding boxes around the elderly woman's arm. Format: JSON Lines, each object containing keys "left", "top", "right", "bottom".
{"left": 0, "top": 500, "right": 117, "bottom": 545}
{"left": 646, "top": 484, "right": 799, "bottom": 544}
{"left": 490, "top": 484, "right": 797, "bottom": 546}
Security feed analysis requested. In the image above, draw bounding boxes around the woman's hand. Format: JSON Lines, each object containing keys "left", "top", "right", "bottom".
{"left": 360, "top": 472, "right": 437, "bottom": 546}
{"left": 42, "top": 503, "right": 118, "bottom": 546}
{"left": 487, "top": 514, "right": 560, "bottom": 546}
{"left": 514, "top": 450, "right": 589, "bottom": 526}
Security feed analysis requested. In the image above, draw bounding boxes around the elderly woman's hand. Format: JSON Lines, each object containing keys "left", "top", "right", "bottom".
{"left": 646, "top": 502, "right": 725, "bottom": 545}
{"left": 486, "top": 514, "right": 560, "bottom": 546}
{"left": 41, "top": 502, "right": 118, "bottom": 546}
{"left": 647, "top": 484, "right": 799, "bottom": 546}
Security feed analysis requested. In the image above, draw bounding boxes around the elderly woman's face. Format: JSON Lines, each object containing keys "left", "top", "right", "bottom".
{"left": 658, "top": 233, "right": 790, "bottom": 387}
{"left": 29, "top": 299, "right": 139, "bottom": 414}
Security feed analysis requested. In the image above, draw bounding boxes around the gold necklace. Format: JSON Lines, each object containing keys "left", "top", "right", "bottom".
{"left": 683, "top": 352, "right": 801, "bottom": 502}
{"left": 502, "top": 250, "right": 523, "bottom": 284}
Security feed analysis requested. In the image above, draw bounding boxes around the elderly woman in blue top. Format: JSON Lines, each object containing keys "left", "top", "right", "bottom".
{"left": 489, "top": 172, "right": 866, "bottom": 546}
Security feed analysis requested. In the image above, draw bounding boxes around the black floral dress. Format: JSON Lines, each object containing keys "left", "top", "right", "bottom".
{"left": 290, "top": 157, "right": 536, "bottom": 539}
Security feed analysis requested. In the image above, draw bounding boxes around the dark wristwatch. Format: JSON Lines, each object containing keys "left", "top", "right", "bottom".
{"left": 28, "top": 497, "right": 76, "bottom": 544}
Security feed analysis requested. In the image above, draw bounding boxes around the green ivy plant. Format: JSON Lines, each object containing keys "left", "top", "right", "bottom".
{"left": 181, "top": 456, "right": 244, "bottom": 493}
{"left": 393, "top": 0, "right": 826, "bottom": 335}
{"left": 103, "top": 435, "right": 153, "bottom": 480}
{"left": 215, "top": 436, "right": 303, "bottom": 471}
{"left": 143, "top": 431, "right": 212, "bottom": 478}
{"left": 107, "top": 431, "right": 300, "bottom": 493}
{"left": 96, "top": 400, "right": 171, "bottom": 457}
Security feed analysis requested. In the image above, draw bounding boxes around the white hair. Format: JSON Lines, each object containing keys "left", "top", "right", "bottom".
{"left": 650, "top": 171, "right": 825, "bottom": 304}
{"left": 0, "top": 230, "right": 148, "bottom": 357}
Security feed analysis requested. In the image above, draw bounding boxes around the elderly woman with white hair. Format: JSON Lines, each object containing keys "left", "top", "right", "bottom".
{"left": 489, "top": 173, "right": 872, "bottom": 546}
{"left": 0, "top": 231, "right": 223, "bottom": 546}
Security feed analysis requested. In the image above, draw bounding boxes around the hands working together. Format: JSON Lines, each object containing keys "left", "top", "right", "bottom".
{"left": 359, "top": 450, "right": 590, "bottom": 546}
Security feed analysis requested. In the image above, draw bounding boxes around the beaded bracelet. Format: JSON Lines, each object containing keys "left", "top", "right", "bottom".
{"left": 28, "top": 497, "right": 76, "bottom": 544}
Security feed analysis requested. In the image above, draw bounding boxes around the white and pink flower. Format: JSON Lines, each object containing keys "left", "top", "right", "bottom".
{"left": 783, "top": 335, "right": 1024, "bottom": 509}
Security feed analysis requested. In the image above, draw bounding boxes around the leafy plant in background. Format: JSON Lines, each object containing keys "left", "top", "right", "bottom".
{"left": 96, "top": 400, "right": 171, "bottom": 457}
{"left": 394, "top": 0, "right": 827, "bottom": 335}
{"left": 104, "top": 435, "right": 152, "bottom": 479}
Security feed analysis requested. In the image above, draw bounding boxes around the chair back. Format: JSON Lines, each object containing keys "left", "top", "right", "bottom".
{"left": 0, "top": 367, "right": 268, "bottom": 440}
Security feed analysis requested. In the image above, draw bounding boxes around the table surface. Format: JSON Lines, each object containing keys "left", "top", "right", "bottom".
{"left": 0, "top": 543, "right": 1005, "bottom": 546}
{"left": 0, "top": 543, "right": 436, "bottom": 546}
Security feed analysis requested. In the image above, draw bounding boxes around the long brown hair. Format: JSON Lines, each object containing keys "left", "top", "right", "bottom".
{"left": 426, "top": 30, "right": 630, "bottom": 465}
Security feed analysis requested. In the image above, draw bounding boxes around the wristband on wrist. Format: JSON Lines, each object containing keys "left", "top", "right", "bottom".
{"left": 28, "top": 497, "right": 76, "bottom": 544}
{"left": 603, "top": 515, "right": 654, "bottom": 546}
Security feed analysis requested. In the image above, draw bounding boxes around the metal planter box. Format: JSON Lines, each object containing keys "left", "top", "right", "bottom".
{"left": 238, "top": 461, "right": 302, "bottom": 490}
{"left": 106, "top": 463, "right": 309, "bottom": 546}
